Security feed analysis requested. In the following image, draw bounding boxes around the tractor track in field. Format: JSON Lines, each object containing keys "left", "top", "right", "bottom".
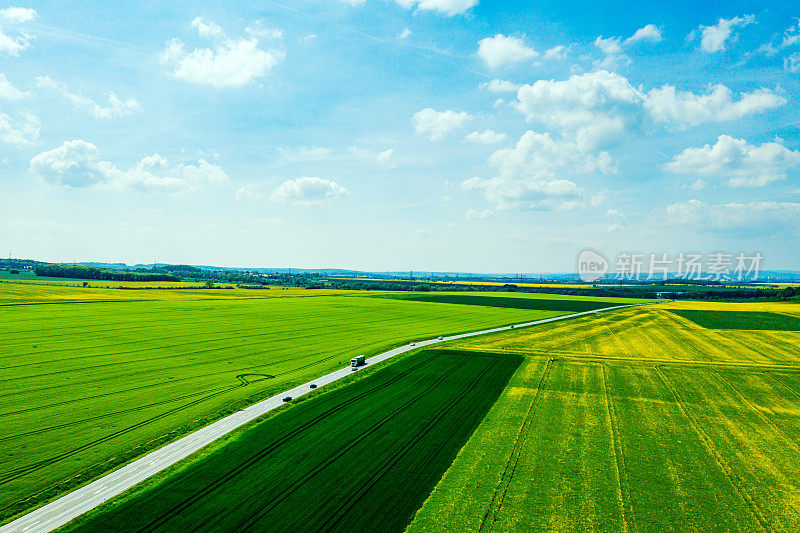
{"left": 314, "top": 361, "right": 496, "bottom": 533}
{"left": 601, "top": 364, "right": 638, "bottom": 533}
{"left": 0, "top": 375, "right": 275, "bottom": 443}
{"left": 0, "top": 375, "right": 277, "bottom": 488}
{"left": 223, "top": 358, "right": 480, "bottom": 532}
{"left": 138, "top": 356, "right": 446, "bottom": 532}
{"left": 478, "top": 358, "right": 554, "bottom": 533}
{"left": 654, "top": 366, "right": 771, "bottom": 532}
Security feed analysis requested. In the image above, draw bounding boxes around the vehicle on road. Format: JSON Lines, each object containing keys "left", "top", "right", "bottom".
{"left": 410, "top": 342, "right": 416, "bottom": 346}
{"left": 282, "top": 396, "right": 292, "bottom": 402}
{"left": 437, "top": 336, "right": 443, "bottom": 340}
{"left": 351, "top": 355, "right": 366, "bottom": 370}
{"left": 309, "top": 384, "right": 317, "bottom": 389}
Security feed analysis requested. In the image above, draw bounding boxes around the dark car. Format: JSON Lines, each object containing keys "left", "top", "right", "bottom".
{"left": 282, "top": 396, "right": 292, "bottom": 402}
{"left": 309, "top": 384, "right": 317, "bottom": 389}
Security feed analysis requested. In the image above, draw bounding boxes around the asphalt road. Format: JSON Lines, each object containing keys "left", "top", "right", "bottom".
{"left": 1, "top": 304, "right": 634, "bottom": 533}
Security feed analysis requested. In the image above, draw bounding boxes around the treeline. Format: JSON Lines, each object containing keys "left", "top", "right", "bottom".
{"left": 35, "top": 264, "right": 180, "bottom": 282}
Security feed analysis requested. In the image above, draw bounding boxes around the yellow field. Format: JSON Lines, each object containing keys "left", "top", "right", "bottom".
{"left": 447, "top": 300, "right": 800, "bottom": 367}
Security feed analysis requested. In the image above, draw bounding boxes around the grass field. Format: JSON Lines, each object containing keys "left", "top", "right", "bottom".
{"left": 1, "top": 283, "right": 621, "bottom": 523}
{"left": 408, "top": 300, "right": 800, "bottom": 532}
{"left": 62, "top": 350, "right": 521, "bottom": 532}
{"left": 390, "top": 293, "right": 633, "bottom": 312}
{"left": 670, "top": 309, "right": 800, "bottom": 331}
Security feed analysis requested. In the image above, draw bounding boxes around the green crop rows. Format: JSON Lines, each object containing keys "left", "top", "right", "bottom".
{"left": 390, "top": 293, "right": 632, "bottom": 312}
{"left": 409, "top": 302, "right": 800, "bottom": 532}
{"left": 0, "top": 286, "right": 570, "bottom": 522}
{"left": 64, "top": 350, "right": 521, "bottom": 532}
{"left": 670, "top": 309, "right": 800, "bottom": 331}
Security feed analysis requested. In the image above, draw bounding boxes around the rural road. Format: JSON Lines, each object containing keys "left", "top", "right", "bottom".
{"left": 2, "top": 304, "right": 636, "bottom": 533}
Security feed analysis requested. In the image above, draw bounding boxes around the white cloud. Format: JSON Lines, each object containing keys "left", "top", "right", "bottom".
{"left": 412, "top": 108, "right": 472, "bottom": 140}
{"left": 623, "top": 24, "right": 662, "bottom": 45}
{"left": 593, "top": 36, "right": 629, "bottom": 69}
{"left": 277, "top": 146, "right": 332, "bottom": 162}
{"left": 666, "top": 199, "right": 800, "bottom": 234}
{"left": 235, "top": 183, "right": 263, "bottom": 201}
{"left": 0, "top": 27, "right": 30, "bottom": 55}
{"left": 462, "top": 130, "right": 613, "bottom": 210}
{"left": 465, "top": 208, "right": 493, "bottom": 220}
{"left": 160, "top": 18, "right": 283, "bottom": 87}
{"left": 0, "top": 111, "right": 39, "bottom": 144}
{"left": 477, "top": 34, "right": 537, "bottom": 68}
{"left": 394, "top": 0, "right": 478, "bottom": 16}
{"left": 398, "top": 27, "right": 411, "bottom": 39}
{"left": 515, "top": 71, "right": 786, "bottom": 150}
{"left": 480, "top": 79, "right": 520, "bottom": 93}
{"left": 270, "top": 177, "right": 348, "bottom": 206}
{"left": 664, "top": 135, "right": 800, "bottom": 188}
{"left": 697, "top": 15, "right": 755, "bottom": 53}
{"left": 516, "top": 70, "right": 642, "bottom": 151}
{"left": 245, "top": 21, "right": 283, "bottom": 40}
{"left": 543, "top": 45, "right": 567, "bottom": 60}
{"left": 0, "top": 73, "right": 26, "bottom": 100}
{"left": 30, "top": 140, "right": 229, "bottom": 191}
{"left": 377, "top": 148, "right": 396, "bottom": 168}
{"left": 0, "top": 7, "right": 35, "bottom": 23}
{"left": 645, "top": 84, "right": 786, "bottom": 126}
{"left": 465, "top": 130, "right": 506, "bottom": 144}
{"left": 36, "top": 77, "right": 140, "bottom": 119}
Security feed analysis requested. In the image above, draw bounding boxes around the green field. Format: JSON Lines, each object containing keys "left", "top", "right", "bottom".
{"left": 391, "top": 293, "right": 629, "bottom": 312}
{"left": 408, "top": 301, "right": 800, "bottom": 532}
{"left": 63, "top": 350, "right": 521, "bottom": 532}
{"left": 1, "top": 284, "right": 617, "bottom": 522}
{"left": 670, "top": 309, "right": 800, "bottom": 331}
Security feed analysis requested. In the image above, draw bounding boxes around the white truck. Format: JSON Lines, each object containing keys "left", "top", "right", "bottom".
{"left": 350, "top": 355, "right": 366, "bottom": 370}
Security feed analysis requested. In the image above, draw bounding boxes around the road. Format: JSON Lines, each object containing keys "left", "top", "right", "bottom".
{"left": 1, "top": 304, "right": 634, "bottom": 533}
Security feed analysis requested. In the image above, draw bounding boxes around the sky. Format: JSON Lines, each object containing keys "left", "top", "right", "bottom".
{"left": 0, "top": 0, "right": 799, "bottom": 273}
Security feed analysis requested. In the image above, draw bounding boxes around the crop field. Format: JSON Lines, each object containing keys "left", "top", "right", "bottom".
{"left": 63, "top": 350, "right": 521, "bottom": 532}
{"left": 670, "top": 309, "right": 800, "bottom": 331}
{"left": 408, "top": 300, "right": 800, "bottom": 532}
{"left": 393, "top": 293, "right": 633, "bottom": 312}
{"left": 0, "top": 283, "right": 587, "bottom": 522}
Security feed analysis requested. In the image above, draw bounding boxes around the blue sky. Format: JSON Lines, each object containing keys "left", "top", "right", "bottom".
{"left": 0, "top": 0, "right": 798, "bottom": 272}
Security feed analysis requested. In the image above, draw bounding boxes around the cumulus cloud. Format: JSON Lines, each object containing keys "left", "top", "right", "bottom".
{"left": 0, "top": 111, "right": 39, "bottom": 144}
{"left": 270, "top": 176, "right": 348, "bottom": 206}
{"left": 0, "top": 7, "right": 35, "bottom": 23}
{"left": 645, "top": 84, "right": 785, "bottom": 126}
{"left": 515, "top": 71, "right": 786, "bottom": 150}
{"left": 696, "top": 15, "right": 755, "bottom": 53}
{"left": 664, "top": 135, "right": 800, "bottom": 188}
{"left": 394, "top": 0, "right": 477, "bottom": 16}
{"left": 36, "top": 76, "right": 140, "bottom": 119}
{"left": 412, "top": 108, "right": 472, "bottom": 140}
{"left": 377, "top": 148, "right": 396, "bottom": 168}
{"left": 480, "top": 79, "right": 520, "bottom": 93}
{"left": 666, "top": 199, "right": 800, "bottom": 235}
{"left": 516, "top": 71, "right": 642, "bottom": 151}
{"left": 465, "top": 130, "right": 506, "bottom": 144}
{"left": 462, "top": 130, "right": 614, "bottom": 210}
{"left": 624, "top": 24, "right": 662, "bottom": 45}
{"left": 593, "top": 36, "right": 629, "bottom": 69}
{"left": 477, "top": 34, "right": 537, "bottom": 68}
{"left": 465, "top": 208, "right": 493, "bottom": 220}
{"left": 543, "top": 45, "right": 567, "bottom": 60}
{"left": 30, "top": 140, "right": 228, "bottom": 191}
{"left": 398, "top": 27, "right": 411, "bottom": 39}
{"left": 160, "top": 18, "right": 284, "bottom": 87}
{"left": 0, "top": 73, "right": 26, "bottom": 100}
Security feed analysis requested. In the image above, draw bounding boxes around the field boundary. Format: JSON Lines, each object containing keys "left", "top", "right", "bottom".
{"left": 0, "top": 303, "right": 639, "bottom": 533}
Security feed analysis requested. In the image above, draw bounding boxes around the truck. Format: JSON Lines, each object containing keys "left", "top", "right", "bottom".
{"left": 350, "top": 355, "right": 366, "bottom": 370}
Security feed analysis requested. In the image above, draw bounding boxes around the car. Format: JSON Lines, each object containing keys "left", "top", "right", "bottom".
{"left": 510, "top": 325, "right": 515, "bottom": 329}
{"left": 437, "top": 336, "right": 444, "bottom": 340}
{"left": 309, "top": 384, "right": 317, "bottom": 389}
{"left": 410, "top": 342, "right": 416, "bottom": 346}
{"left": 282, "top": 396, "right": 292, "bottom": 402}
